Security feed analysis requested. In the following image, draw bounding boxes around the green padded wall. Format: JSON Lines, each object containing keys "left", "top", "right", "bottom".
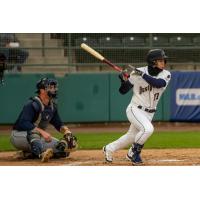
{"left": 57, "top": 73, "right": 109, "bottom": 122}
{"left": 0, "top": 73, "right": 171, "bottom": 124}
{"left": 0, "top": 74, "right": 55, "bottom": 123}
{"left": 109, "top": 73, "right": 132, "bottom": 121}
{"left": 162, "top": 83, "right": 171, "bottom": 121}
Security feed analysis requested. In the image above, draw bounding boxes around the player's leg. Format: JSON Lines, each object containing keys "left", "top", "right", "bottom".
{"left": 10, "top": 130, "right": 34, "bottom": 159}
{"left": 103, "top": 124, "right": 138, "bottom": 162}
{"left": 127, "top": 106, "right": 154, "bottom": 165}
{"left": 41, "top": 137, "right": 70, "bottom": 159}
{"left": 103, "top": 123, "right": 138, "bottom": 161}
{"left": 11, "top": 130, "right": 31, "bottom": 151}
{"left": 103, "top": 105, "right": 141, "bottom": 162}
{"left": 25, "top": 131, "right": 57, "bottom": 162}
{"left": 26, "top": 131, "right": 48, "bottom": 161}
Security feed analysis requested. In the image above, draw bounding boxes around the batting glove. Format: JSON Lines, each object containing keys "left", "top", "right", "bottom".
{"left": 130, "top": 68, "right": 144, "bottom": 77}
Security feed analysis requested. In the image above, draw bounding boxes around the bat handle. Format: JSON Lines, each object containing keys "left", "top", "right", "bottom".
{"left": 103, "top": 59, "right": 122, "bottom": 72}
{"left": 103, "top": 59, "right": 129, "bottom": 78}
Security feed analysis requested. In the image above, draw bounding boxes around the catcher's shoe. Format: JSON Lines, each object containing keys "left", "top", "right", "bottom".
{"left": 103, "top": 146, "right": 113, "bottom": 163}
{"left": 13, "top": 151, "right": 34, "bottom": 160}
{"left": 41, "top": 148, "right": 54, "bottom": 162}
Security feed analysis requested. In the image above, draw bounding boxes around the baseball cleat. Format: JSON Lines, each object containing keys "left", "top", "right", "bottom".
{"left": 131, "top": 143, "right": 144, "bottom": 166}
{"left": 103, "top": 146, "right": 113, "bottom": 163}
{"left": 13, "top": 151, "right": 33, "bottom": 160}
{"left": 41, "top": 148, "right": 54, "bottom": 162}
{"left": 126, "top": 154, "right": 132, "bottom": 161}
{"left": 132, "top": 154, "right": 143, "bottom": 165}
{"left": 126, "top": 146, "right": 134, "bottom": 161}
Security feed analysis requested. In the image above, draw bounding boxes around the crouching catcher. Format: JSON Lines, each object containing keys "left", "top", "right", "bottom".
{"left": 10, "top": 77, "right": 78, "bottom": 162}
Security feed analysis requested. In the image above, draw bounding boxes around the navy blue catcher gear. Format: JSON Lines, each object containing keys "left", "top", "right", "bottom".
{"left": 36, "top": 77, "right": 58, "bottom": 98}
{"left": 146, "top": 49, "right": 168, "bottom": 66}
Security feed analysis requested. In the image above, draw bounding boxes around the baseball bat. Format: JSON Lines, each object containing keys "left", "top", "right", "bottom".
{"left": 80, "top": 43, "right": 129, "bottom": 77}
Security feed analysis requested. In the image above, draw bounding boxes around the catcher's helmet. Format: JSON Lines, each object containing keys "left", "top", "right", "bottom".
{"left": 146, "top": 49, "right": 168, "bottom": 66}
{"left": 36, "top": 77, "right": 58, "bottom": 98}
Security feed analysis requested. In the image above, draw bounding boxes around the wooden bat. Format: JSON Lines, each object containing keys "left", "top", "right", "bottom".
{"left": 80, "top": 43, "right": 129, "bottom": 77}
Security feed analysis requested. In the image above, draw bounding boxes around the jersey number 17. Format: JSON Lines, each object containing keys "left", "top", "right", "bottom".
{"left": 154, "top": 93, "right": 159, "bottom": 101}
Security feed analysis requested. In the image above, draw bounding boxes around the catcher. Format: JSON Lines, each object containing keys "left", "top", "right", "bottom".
{"left": 10, "top": 77, "right": 78, "bottom": 162}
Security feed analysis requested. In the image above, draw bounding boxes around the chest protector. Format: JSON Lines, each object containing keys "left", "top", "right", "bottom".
{"left": 31, "top": 96, "right": 56, "bottom": 130}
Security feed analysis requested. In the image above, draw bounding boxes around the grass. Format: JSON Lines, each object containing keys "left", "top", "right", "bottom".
{"left": 2, "top": 131, "right": 200, "bottom": 152}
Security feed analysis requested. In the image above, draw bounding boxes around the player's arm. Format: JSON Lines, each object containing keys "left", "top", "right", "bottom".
{"left": 17, "top": 102, "right": 52, "bottom": 142}
{"left": 118, "top": 73, "right": 133, "bottom": 94}
{"left": 49, "top": 109, "right": 65, "bottom": 132}
{"left": 49, "top": 107, "right": 72, "bottom": 135}
{"left": 15, "top": 103, "right": 37, "bottom": 131}
{"left": 50, "top": 110, "right": 78, "bottom": 151}
{"left": 142, "top": 74, "right": 166, "bottom": 88}
{"left": 131, "top": 69, "right": 166, "bottom": 88}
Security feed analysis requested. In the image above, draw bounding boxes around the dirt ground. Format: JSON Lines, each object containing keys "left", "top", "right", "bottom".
{"left": 1, "top": 122, "right": 200, "bottom": 166}
{"left": 1, "top": 149, "right": 200, "bottom": 166}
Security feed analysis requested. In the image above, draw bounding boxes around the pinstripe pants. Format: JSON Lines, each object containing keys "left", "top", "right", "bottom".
{"left": 106, "top": 104, "right": 154, "bottom": 152}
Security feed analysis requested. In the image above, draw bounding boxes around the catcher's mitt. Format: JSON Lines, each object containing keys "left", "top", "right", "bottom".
{"left": 56, "top": 133, "right": 78, "bottom": 153}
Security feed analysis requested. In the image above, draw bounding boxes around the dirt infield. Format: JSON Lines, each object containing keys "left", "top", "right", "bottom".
{"left": 1, "top": 149, "right": 200, "bottom": 166}
{"left": 1, "top": 122, "right": 200, "bottom": 166}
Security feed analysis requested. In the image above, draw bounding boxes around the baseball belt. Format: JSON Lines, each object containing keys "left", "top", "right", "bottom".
{"left": 137, "top": 105, "right": 156, "bottom": 113}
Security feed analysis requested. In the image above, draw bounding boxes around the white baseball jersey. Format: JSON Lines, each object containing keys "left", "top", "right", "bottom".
{"left": 105, "top": 66, "right": 171, "bottom": 152}
{"left": 128, "top": 66, "right": 171, "bottom": 109}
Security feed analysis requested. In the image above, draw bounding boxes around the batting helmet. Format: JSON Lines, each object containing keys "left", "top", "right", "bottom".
{"left": 146, "top": 49, "right": 168, "bottom": 66}
{"left": 36, "top": 77, "right": 58, "bottom": 98}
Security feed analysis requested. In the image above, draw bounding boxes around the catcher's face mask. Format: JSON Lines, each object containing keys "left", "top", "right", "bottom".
{"left": 45, "top": 79, "right": 58, "bottom": 99}
{"left": 36, "top": 78, "right": 58, "bottom": 98}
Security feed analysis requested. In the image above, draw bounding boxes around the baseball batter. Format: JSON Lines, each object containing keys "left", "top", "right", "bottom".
{"left": 10, "top": 77, "right": 78, "bottom": 162}
{"left": 103, "top": 49, "right": 171, "bottom": 165}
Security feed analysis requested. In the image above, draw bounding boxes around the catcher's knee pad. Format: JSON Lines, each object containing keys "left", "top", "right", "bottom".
{"left": 27, "top": 132, "right": 43, "bottom": 157}
{"left": 30, "top": 140, "right": 43, "bottom": 157}
{"left": 55, "top": 140, "right": 67, "bottom": 152}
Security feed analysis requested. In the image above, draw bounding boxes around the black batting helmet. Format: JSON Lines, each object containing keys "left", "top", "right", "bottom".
{"left": 146, "top": 49, "right": 168, "bottom": 66}
{"left": 36, "top": 77, "right": 58, "bottom": 98}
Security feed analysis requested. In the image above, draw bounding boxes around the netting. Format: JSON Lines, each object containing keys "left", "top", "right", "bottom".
{"left": 1, "top": 33, "right": 200, "bottom": 73}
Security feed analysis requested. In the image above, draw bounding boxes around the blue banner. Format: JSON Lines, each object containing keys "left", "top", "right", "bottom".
{"left": 171, "top": 71, "right": 200, "bottom": 121}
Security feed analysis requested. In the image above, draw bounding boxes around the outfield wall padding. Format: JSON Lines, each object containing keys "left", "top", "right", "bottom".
{"left": 0, "top": 73, "right": 172, "bottom": 124}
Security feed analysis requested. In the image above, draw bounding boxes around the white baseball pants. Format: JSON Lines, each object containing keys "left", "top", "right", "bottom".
{"left": 106, "top": 104, "right": 154, "bottom": 152}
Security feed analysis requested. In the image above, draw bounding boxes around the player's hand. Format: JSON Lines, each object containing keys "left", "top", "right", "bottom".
{"left": 130, "top": 68, "right": 144, "bottom": 76}
{"left": 34, "top": 127, "right": 52, "bottom": 142}
{"left": 119, "top": 69, "right": 130, "bottom": 82}
{"left": 40, "top": 130, "right": 52, "bottom": 142}
{"left": 43, "top": 132, "right": 52, "bottom": 142}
